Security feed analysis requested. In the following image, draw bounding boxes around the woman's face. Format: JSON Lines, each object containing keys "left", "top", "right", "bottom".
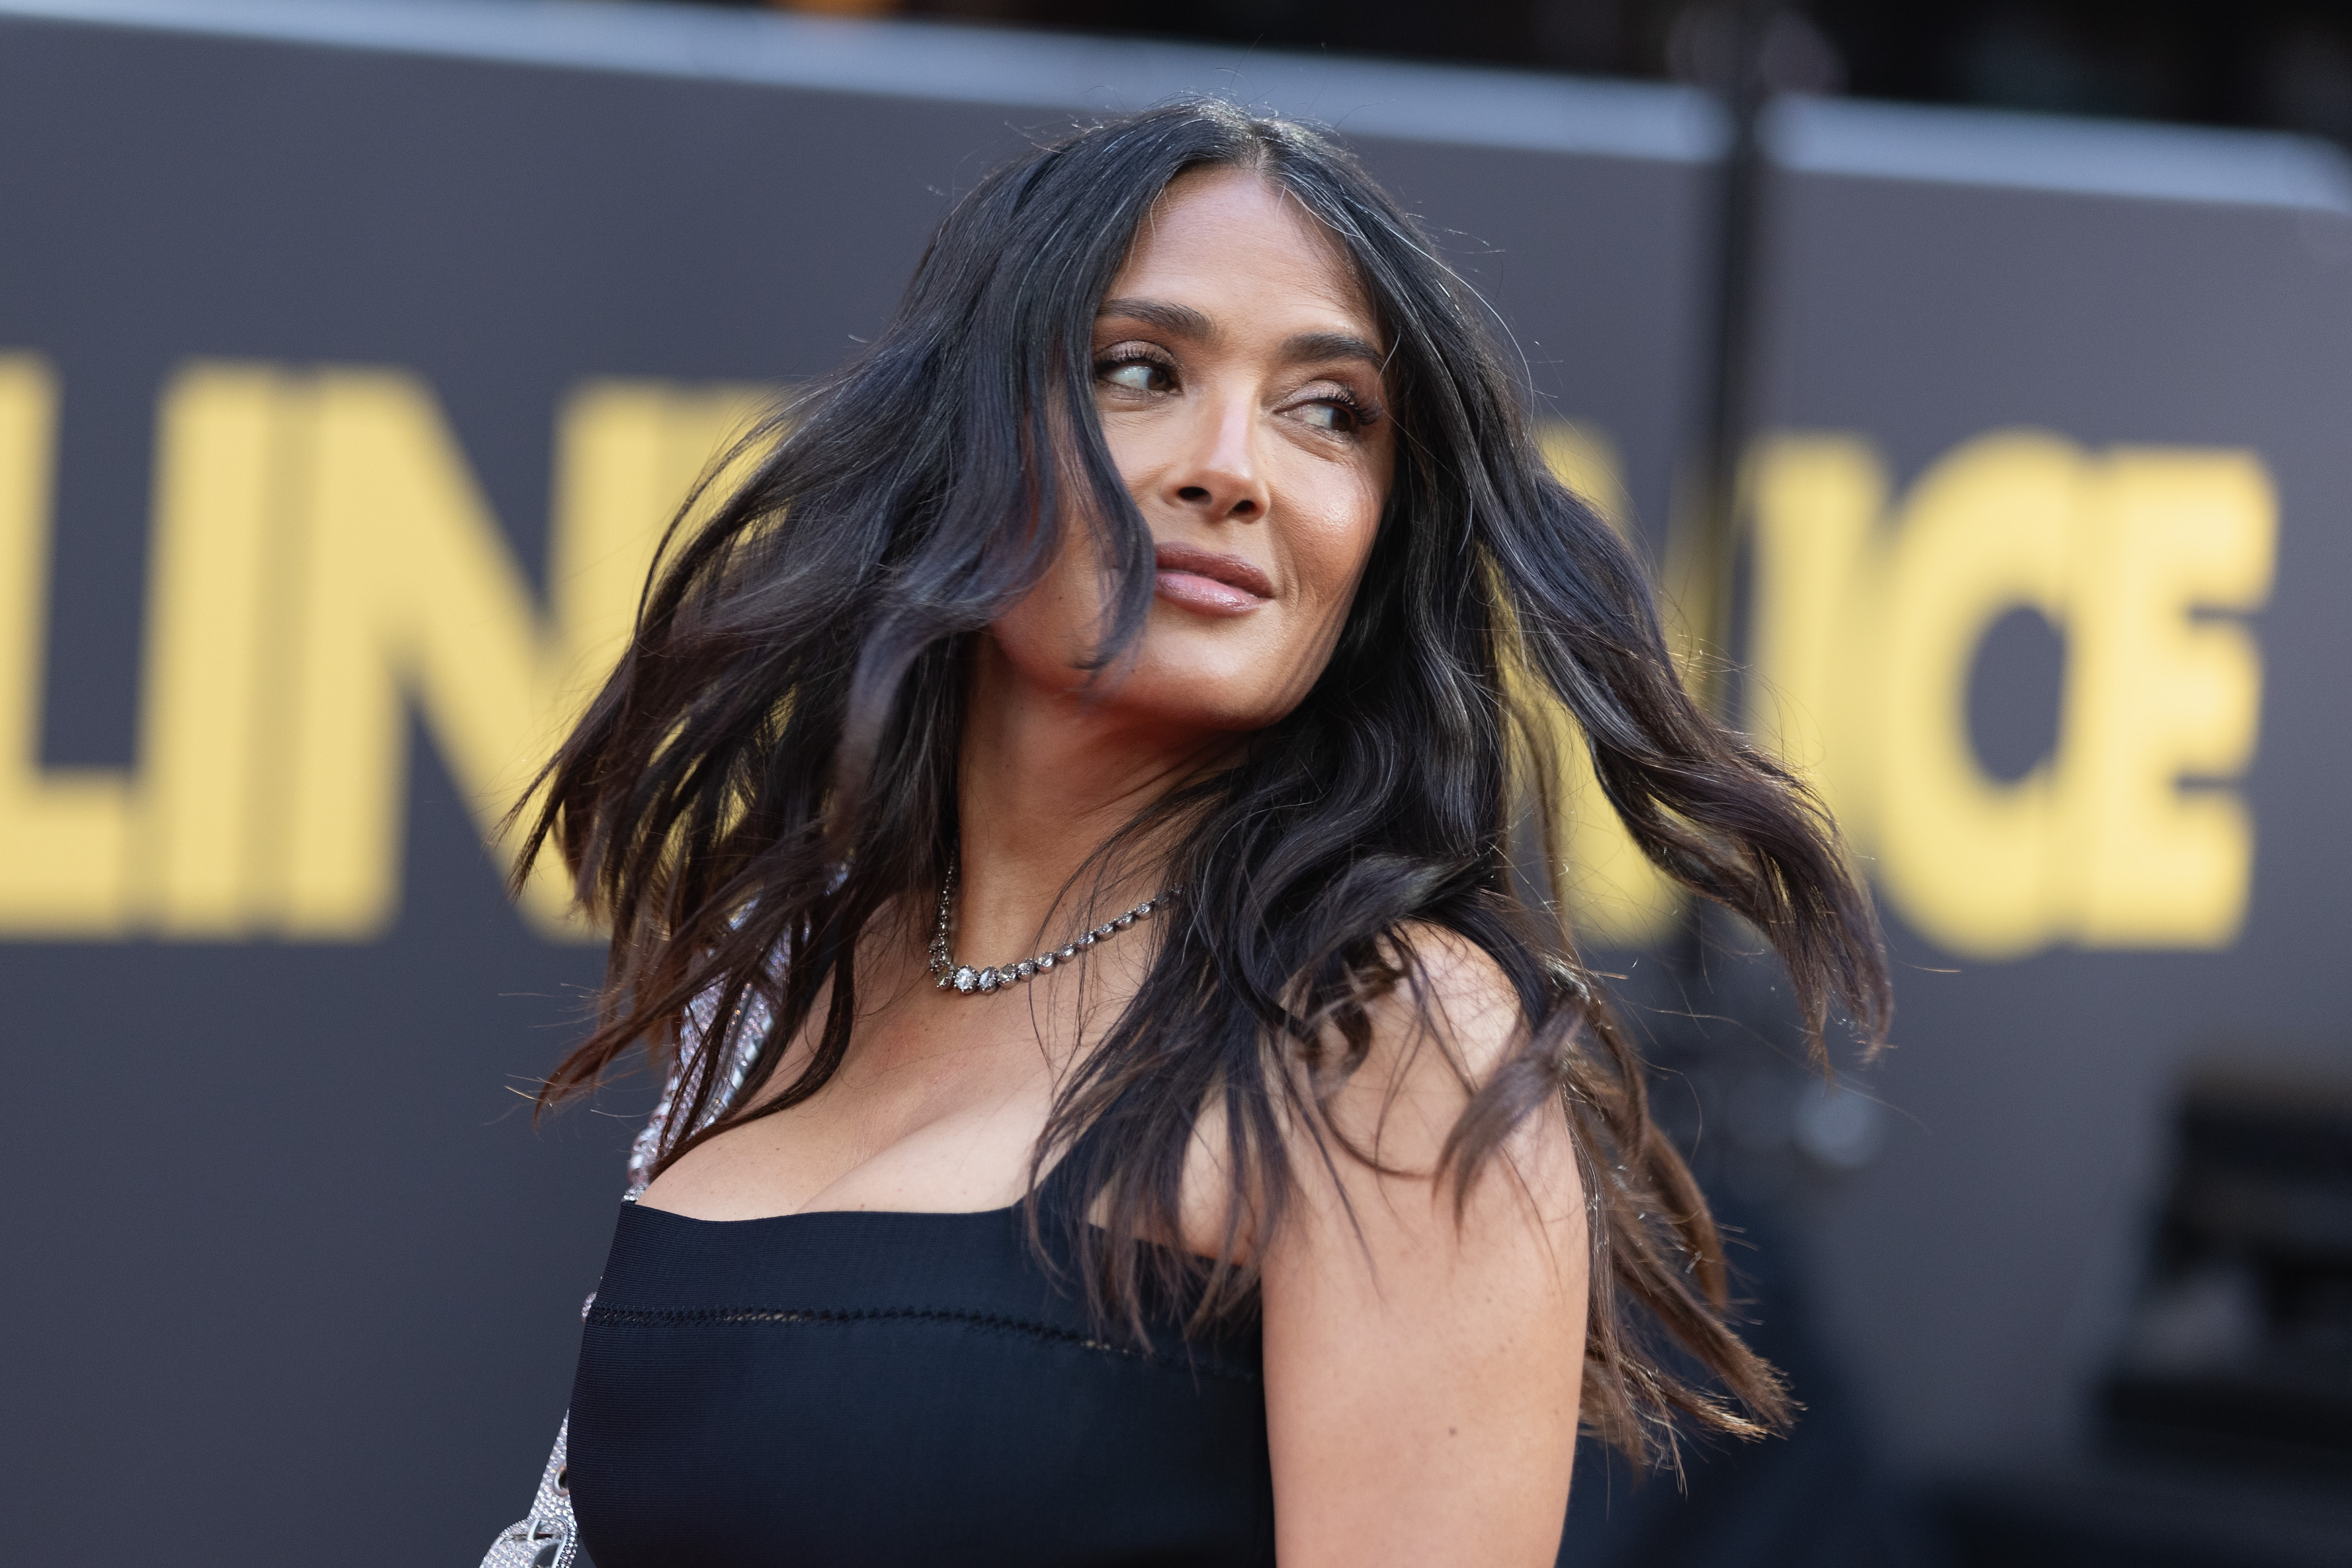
{"left": 989, "top": 167, "right": 1396, "bottom": 736}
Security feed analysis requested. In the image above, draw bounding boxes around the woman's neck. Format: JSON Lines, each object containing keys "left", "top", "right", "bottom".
{"left": 952, "top": 637, "right": 1232, "bottom": 961}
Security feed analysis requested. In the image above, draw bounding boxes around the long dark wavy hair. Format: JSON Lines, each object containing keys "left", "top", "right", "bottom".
{"left": 518, "top": 99, "right": 1890, "bottom": 1461}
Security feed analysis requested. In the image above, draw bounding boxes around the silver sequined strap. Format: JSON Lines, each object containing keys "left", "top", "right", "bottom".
{"left": 479, "top": 1415, "right": 576, "bottom": 1568}
{"left": 626, "top": 971, "right": 773, "bottom": 1199}
{"left": 492, "top": 940, "right": 785, "bottom": 1566}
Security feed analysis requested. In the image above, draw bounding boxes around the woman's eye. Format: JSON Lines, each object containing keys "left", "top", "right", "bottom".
{"left": 1300, "top": 399, "right": 1359, "bottom": 433}
{"left": 1100, "top": 359, "right": 1171, "bottom": 394}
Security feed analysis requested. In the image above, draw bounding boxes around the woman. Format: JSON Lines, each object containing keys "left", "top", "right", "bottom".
{"left": 484, "top": 101, "right": 1888, "bottom": 1568}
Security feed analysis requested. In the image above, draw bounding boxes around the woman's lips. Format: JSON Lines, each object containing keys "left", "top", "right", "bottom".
{"left": 1153, "top": 543, "right": 1272, "bottom": 617}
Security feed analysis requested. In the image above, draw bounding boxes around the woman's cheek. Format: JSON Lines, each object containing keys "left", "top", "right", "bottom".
{"left": 991, "top": 551, "right": 1100, "bottom": 689}
{"left": 1295, "top": 500, "right": 1380, "bottom": 623}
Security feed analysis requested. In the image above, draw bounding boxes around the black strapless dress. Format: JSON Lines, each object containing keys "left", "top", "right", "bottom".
{"left": 566, "top": 1134, "right": 1273, "bottom": 1567}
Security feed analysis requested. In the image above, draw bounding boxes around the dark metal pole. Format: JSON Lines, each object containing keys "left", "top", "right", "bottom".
{"left": 1691, "top": 0, "right": 1778, "bottom": 725}
{"left": 1675, "top": 0, "right": 1779, "bottom": 985}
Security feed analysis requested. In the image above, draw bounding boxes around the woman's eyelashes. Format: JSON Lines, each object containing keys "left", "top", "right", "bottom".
{"left": 1290, "top": 382, "right": 1381, "bottom": 436}
{"left": 1095, "top": 343, "right": 1178, "bottom": 396}
{"left": 1091, "top": 343, "right": 1384, "bottom": 437}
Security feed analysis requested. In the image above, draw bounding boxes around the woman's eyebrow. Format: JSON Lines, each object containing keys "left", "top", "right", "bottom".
{"left": 1095, "top": 302, "right": 1384, "bottom": 374}
{"left": 1279, "top": 330, "right": 1385, "bottom": 371}
{"left": 1097, "top": 297, "right": 1214, "bottom": 339}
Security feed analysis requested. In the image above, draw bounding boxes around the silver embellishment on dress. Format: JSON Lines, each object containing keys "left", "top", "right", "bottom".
{"left": 500, "top": 906, "right": 807, "bottom": 1568}
{"left": 480, "top": 1415, "right": 578, "bottom": 1568}
{"left": 625, "top": 945, "right": 781, "bottom": 1200}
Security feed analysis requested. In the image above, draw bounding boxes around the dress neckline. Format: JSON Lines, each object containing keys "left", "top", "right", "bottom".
{"left": 629, "top": 1113, "right": 1108, "bottom": 1227}
{"left": 626, "top": 1199, "right": 1030, "bottom": 1227}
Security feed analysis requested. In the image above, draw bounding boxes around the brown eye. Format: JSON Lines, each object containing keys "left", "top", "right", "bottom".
{"left": 1100, "top": 359, "right": 1173, "bottom": 394}
{"left": 1300, "top": 399, "right": 1358, "bottom": 433}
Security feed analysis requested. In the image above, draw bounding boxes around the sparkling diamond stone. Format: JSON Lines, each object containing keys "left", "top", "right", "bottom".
{"left": 1134, "top": 902, "right": 1152, "bottom": 917}
{"left": 1037, "top": 953, "right": 1055, "bottom": 970}
{"left": 978, "top": 967, "right": 1000, "bottom": 992}
{"left": 1114, "top": 914, "right": 1134, "bottom": 929}
{"left": 1059, "top": 945, "right": 1077, "bottom": 960}
{"left": 1017, "top": 961, "right": 1038, "bottom": 979}
{"left": 1076, "top": 933, "right": 1095, "bottom": 948}
{"left": 1095, "top": 924, "right": 1116, "bottom": 939}
{"left": 953, "top": 966, "right": 978, "bottom": 994}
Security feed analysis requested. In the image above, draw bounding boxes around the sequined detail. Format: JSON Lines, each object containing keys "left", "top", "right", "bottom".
{"left": 506, "top": 911, "right": 802, "bottom": 1568}
{"left": 624, "top": 973, "right": 771, "bottom": 1201}
{"left": 479, "top": 1416, "right": 577, "bottom": 1568}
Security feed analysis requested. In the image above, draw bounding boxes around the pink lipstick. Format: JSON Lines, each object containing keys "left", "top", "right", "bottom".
{"left": 1153, "top": 542, "right": 1273, "bottom": 617}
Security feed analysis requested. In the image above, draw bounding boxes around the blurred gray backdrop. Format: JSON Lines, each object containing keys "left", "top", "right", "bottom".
{"left": 0, "top": 1, "right": 2345, "bottom": 1562}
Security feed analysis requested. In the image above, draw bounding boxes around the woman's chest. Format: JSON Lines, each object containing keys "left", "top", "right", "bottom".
{"left": 566, "top": 1203, "right": 1273, "bottom": 1568}
{"left": 646, "top": 1015, "right": 1066, "bottom": 1220}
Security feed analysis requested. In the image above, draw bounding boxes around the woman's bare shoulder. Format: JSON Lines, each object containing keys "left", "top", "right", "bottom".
{"left": 1297, "top": 922, "right": 1534, "bottom": 1167}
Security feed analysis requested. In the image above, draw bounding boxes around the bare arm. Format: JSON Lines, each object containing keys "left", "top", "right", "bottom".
{"left": 1259, "top": 936, "right": 1589, "bottom": 1566}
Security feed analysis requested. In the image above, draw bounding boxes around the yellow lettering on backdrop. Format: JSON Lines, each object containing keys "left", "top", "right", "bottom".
{"left": 1877, "top": 432, "right": 2081, "bottom": 958}
{"left": 132, "top": 366, "right": 286, "bottom": 937}
{"left": 1536, "top": 421, "right": 1634, "bottom": 533}
{"left": 548, "top": 380, "right": 772, "bottom": 719}
{"left": 2064, "top": 449, "right": 2273, "bottom": 945}
{"left": 276, "top": 369, "right": 769, "bottom": 939}
{"left": 1535, "top": 421, "right": 1683, "bottom": 948}
{"left": 278, "top": 369, "right": 558, "bottom": 937}
{"left": 0, "top": 355, "right": 134, "bottom": 935}
{"left": 0, "top": 353, "right": 768, "bottom": 941}
{"left": 1745, "top": 436, "right": 1885, "bottom": 846}
{"left": 0, "top": 366, "right": 2278, "bottom": 957}
{"left": 1746, "top": 428, "right": 2276, "bottom": 960}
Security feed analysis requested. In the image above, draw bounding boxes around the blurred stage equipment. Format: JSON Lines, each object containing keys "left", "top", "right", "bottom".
{"left": 1934, "top": 1065, "right": 2352, "bottom": 1567}
{"left": 2107, "top": 1065, "right": 2352, "bottom": 1472}
{"left": 0, "top": 1, "right": 2347, "bottom": 1565}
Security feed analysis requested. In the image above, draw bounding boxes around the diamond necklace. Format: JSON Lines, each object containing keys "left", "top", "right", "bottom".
{"left": 927, "top": 867, "right": 1175, "bottom": 996}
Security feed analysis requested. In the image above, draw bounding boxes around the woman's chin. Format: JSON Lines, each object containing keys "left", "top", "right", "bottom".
{"left": 1109, "top": 671, "right": 1302, "bottom": 735}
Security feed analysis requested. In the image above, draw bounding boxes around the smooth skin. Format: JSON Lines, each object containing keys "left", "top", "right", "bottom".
{"left": 641, "top": 167, "right": 1588, "bottom": 1565}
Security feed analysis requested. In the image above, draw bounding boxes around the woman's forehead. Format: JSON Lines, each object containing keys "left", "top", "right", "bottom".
{"left": 1109, "top": 169, "right": 1379, "bottom": 341}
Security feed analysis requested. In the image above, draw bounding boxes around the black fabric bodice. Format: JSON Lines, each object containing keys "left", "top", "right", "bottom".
{"left": 566, "top": 1143, "right": 1273, "bottom": 1568}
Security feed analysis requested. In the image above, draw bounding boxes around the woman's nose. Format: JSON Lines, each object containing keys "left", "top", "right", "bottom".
{"left": 1165, "top": 397, "right": 1269, "bottom": 522}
